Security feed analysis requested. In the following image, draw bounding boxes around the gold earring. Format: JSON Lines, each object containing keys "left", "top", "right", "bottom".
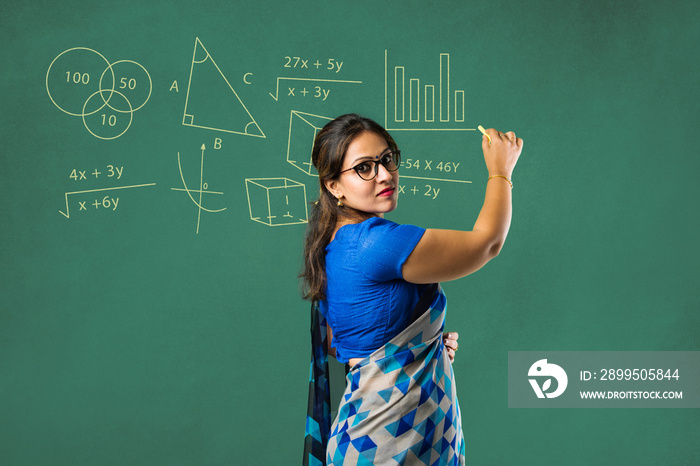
{"left": 337, "top": 198, "right": 344, "bottom": 207}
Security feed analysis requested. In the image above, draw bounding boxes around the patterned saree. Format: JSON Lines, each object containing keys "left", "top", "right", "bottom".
{"left": 303, "top": 284, "right": 465, "bottom": 465}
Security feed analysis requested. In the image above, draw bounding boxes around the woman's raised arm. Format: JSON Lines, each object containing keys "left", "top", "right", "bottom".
{"left": 402, "top": 128, "right": 523, "bottom": 284}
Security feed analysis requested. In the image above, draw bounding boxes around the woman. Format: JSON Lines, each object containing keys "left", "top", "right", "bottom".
{"left": 302, "top": 114, "right": 522, "bottom": 465}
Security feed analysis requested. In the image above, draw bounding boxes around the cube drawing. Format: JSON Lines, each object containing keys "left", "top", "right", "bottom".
{"left": 286, "top": 110, "right": 333, "bottom": 176}
{"left": 245, "top": 178, "right": 308, "bottom": 226}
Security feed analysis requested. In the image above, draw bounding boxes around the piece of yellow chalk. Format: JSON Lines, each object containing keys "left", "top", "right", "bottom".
{"left": 477, "top": 125, "right": 492, "bottom": 144}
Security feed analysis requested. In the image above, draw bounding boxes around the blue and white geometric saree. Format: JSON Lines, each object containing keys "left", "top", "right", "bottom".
{"left": 304, "top": 284, "right": 465, "bottom": 465}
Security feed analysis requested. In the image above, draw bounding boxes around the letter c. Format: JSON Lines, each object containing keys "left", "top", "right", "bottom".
{"left": 243, "top": 73, "right": 253, "bottom": 84}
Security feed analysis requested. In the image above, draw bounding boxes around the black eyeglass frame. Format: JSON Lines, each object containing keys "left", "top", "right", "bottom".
{"left": 338, "top": 150, "right": 401, "bottom": 181}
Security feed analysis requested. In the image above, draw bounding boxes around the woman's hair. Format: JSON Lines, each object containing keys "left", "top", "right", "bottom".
{"left": 300, "top": 113, "right": 398, "bottom": 302}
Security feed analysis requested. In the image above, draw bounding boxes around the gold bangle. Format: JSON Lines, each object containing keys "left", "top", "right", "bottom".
{"left": 488, "top": 175, "right": 513, "bottom": 189}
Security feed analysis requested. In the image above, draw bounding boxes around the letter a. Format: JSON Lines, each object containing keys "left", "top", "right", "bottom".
{"left": 170, "top": 81, "right": 179, "bottom": 92}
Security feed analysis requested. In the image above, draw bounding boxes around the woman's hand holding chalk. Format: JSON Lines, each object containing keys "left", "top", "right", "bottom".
{"left": 478, "top": 125, "right": 492, "bottom": 144}
{"left": 479, "top": 126, "right": 523, "bottom": 186}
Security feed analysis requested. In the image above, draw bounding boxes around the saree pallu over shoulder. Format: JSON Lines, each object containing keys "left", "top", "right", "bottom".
{"left": 304, "top": 299, "right": 332, "bottom": 465}
{"left": 303, "top": 284, "right": 465, "bottom": 465}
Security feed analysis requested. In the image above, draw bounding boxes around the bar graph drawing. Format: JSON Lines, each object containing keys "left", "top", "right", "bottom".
{"left": 384, "top": 50, "right": 475, "bottom": 132}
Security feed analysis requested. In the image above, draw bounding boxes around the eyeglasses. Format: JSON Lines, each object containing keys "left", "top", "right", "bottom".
{"left": 338, "top": 151, "right": 401, "bottom": 181}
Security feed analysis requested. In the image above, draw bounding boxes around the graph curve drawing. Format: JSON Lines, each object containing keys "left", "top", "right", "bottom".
{"left": 182, "top": 38, "right": 265, "bottom": 138}
{"left": 171, "top": 144, "right": 227, "bottom": 234}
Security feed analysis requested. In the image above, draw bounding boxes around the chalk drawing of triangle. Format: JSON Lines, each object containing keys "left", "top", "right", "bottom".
{"left": 182, "top": 37, "right": 265, "bottom": 138}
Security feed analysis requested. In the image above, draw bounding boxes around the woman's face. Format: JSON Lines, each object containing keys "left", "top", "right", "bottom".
{"left": 325, "top": 130, "right": 399, "bottom": 217}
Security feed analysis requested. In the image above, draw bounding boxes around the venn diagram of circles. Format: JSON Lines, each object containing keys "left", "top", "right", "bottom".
{"left": 46, "top": 47, "right": 152, "bottom": 140}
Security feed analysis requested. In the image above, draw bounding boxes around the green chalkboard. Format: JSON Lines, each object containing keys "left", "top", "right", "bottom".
{"left": 2, "top": 0, "right": 699, "bottom": 464}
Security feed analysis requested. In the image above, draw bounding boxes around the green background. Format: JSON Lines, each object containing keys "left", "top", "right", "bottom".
{"left": 2, "top": 0, "right": 698, "bottom": 464}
